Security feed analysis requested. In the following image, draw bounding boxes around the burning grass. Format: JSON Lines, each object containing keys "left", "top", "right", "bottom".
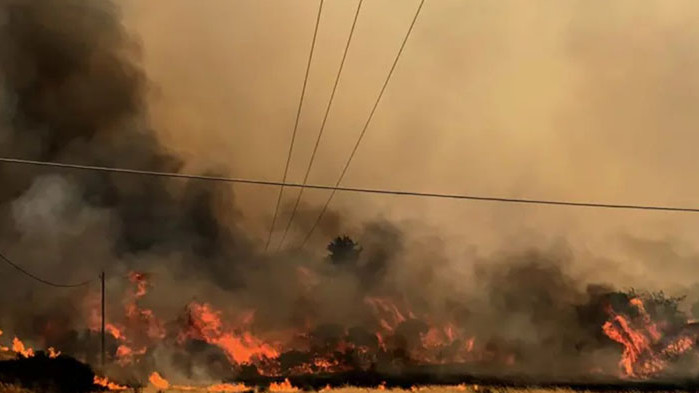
{"left": 5, "top": 385, "right": 699, "bottom": 393}
{"left": 4, "top": 274, "right": 699, "bottom": 386}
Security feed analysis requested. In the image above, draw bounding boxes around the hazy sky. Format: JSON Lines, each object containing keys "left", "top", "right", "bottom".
{"left": 120, "top": 1, "right": 699, "bottom": 293}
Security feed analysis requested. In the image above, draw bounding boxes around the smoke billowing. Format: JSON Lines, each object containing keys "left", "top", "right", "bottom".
{"left": 1, "top": 0, "right": 699, "bottom": 385}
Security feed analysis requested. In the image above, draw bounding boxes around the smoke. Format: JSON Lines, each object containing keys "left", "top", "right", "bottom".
{"left": 0, "top": 0, "right": 246, "bottom": 337}
{"left": 1, "top": 0, "right": 699, "bottom": 384}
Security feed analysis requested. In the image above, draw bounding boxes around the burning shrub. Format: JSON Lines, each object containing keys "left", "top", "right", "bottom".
{"left": 600, "top": 289, "right": 698, "bottom": 378}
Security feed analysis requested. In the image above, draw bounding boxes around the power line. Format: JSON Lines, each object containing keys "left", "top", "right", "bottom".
{"left": 265, "top": 0, "right": 325, "bottom": 251}
{"left": 299, "top": 0, "right": 426, "bottom": 248}
{"left": 0, "top": 249, "right": 95, "bottom": 288}
{"left": 1, "top": 157, "right": 698, "bottom": 214}
{"left": 277, "top": 0, "right": 364, "bottom": 251}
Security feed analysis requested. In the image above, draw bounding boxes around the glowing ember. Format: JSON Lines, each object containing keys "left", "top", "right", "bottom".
{"left": 149, "top": 371, "right": 170, "bottom": 390}
{"left": 93, "top": 376, "right": 128, "bottom": 391}
{"left": 269, "top": 378, "right": 298, "bottom": 392}
{"left": 12, "top": 337, "right": 34, "bottom": 358}
{"left": 663, "top": 336, "right": 694, "bottom": 357}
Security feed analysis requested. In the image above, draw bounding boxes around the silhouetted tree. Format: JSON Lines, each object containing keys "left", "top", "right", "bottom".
{"left": 327, "top": 236, "right": 362, "bottom": 266}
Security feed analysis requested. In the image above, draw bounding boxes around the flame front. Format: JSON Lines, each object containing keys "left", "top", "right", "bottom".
{"left": 269, "top": 378, "right": 298, "bottom": 392}
{"left": 184, "top": 302, "right": 278, "bottom": 364}
{"left": 149, "top": 371, "right": 170, "bottom": 390}
{"left": 94, "top": 376, "right": 128, "bottom": 391}
{"left": 207, "top": 383, "right": 250, "bottom": 392}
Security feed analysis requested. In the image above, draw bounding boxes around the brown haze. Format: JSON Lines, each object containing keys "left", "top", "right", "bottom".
{"left": 123, "top": 0, "right": 699, "bottom": 292}
{"left": 1, "top": 0, "right": 699, "bottom": 384}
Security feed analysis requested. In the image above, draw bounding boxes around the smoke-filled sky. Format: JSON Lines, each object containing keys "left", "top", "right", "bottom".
{"left": 120, "top": 1, "right": 699, "bottom": 293}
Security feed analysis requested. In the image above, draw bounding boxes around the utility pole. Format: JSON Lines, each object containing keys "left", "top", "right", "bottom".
{"left": 100, "top": 271, "right": 106, "bottom": 369}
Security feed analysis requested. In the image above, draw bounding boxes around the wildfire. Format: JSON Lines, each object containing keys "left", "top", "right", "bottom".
{"left": 86, "top": 271, "right": 166, "bottom": 365}
{"left": 207, "top": 383, "right": 250, "bottom": 392}
{"left": 149, "top": 371, "right": 170, "bottom": 390}
{"left": 115, "top": 344, "right": 147, "bottom": 365}
{"left": 47, "top": 347, "right": 60, "bottom": 358}
{"left": 365, "top": 296, "right": 409, "bottom": 332}
{"left": 602, "top": 296, "right": 697, "bottom": 378}
{"left": 269, "top": 378, "right": 298, "bottom": 392}
{"left": 145, "top": 372, "right": 250, "bottom": 392}
{"left": 184, "top": 302, "right": 278, "bottom": 364}
{"left": 12, "top": 337, "right": 34, "bottom": 358}
{"left": 105, "top": 323, "right": 126, "bottom": 341}
{"left": 94, "top": 376, "right": 128, "bottom": 391}
{"left": 129, "top": 271, "right": 150, "bottom": 299}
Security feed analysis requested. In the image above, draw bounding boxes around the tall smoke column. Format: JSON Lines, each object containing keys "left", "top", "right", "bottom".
{"left": 0, "top": 0, "right": 259, "bottom": 346}
{"left": 0, "top": 0, "right": 350, "bottom": 365}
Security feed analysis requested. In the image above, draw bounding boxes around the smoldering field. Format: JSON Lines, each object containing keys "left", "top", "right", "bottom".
{"left": 1, "top": 0, "right": 699, "bottom": 386}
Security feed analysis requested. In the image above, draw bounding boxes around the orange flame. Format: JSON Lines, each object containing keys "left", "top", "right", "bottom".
{"left": 105, "top": 323, "right": 126, "bottom": 341}
{"left": 12, "top": 337, "right": 34, "bottom": 358}
{"left": 269, "top": 378, "right": 298, "bottom": 392}
{"left": 93, "top": 376, "right": 128, "bottom": 391}
{"left": 47, "top": 347, "right": 60, "bottom": 358}
{"left": 365, "top": 297, "right": 407, "bottom": 332}
{"left": 601, "top": 297, "right": 696, "bottom": 378}
{"left": 128, "top": 271, "right": 150, "bottom": 299}
{"left": 149, "top": 371, "right": 170, "bottom": 390}
{"left": 185, "top": 302, "right": 278, "bottom": 364}
{"left": 87, "top": 271, "right": 165, "bottom": 365}
{"left": 207, "top": 383, "right": 251, "bottom": 392}
{"left": 115, "top": 344, "right": 147, "bottom": 365}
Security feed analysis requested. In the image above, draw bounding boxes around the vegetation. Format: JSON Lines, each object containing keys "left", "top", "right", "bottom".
{"left": 327, "top": 236, "right": 362, "bottom": 266}
{"left": 624, "top": 289, "right": 688, "bottom": 329}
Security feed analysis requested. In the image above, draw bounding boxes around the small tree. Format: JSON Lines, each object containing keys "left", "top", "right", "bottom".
{"left": 327, "top": 235, "right": 362, "bottom": 266}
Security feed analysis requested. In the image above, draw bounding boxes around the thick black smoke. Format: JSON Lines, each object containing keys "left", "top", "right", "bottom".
{"left": 0, "top": 0, "right": 259, "bottom": 354}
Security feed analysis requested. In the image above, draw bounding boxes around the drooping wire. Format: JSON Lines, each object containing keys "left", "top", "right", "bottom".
{"left": 298, "top": 0, "right": 426, "bottom": 248}
{"left": 277, "top": 0, "right": 364, "bottom": 250}
{"left": 265, "top": 0, "right": 325, "bottom": 251}
{"left": 0, "top": 249, "right": 95, "bottom": 288}
{"left": 1, "top": 157, "right": 698, "bottom": 211}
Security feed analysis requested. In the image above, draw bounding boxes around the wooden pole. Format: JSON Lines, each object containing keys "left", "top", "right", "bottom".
{"left": 101, "top": 271, "right": 105, "bottom": 368}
